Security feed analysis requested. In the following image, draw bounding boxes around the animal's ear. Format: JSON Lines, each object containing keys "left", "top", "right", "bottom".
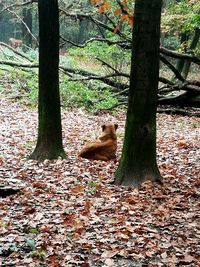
{"left": 101, "top": 124, "right": 106, "bottom": 131}
{"left": 114, "top": 123, "right": 118, "bottom": 130}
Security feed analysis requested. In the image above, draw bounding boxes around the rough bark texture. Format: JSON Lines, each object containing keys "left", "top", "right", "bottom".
{"left": 115, "top": 0, "right": 163, "bottom": 186}
{"left": 30, "top": 0, "right": 66, "bottom": 161}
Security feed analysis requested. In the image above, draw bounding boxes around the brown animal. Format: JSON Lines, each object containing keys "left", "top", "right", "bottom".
{"left": 9, "top": 38, "right": 23, "bottom": 48}
{"left": 79, "top": 123, "right": 118, "bottom": 161}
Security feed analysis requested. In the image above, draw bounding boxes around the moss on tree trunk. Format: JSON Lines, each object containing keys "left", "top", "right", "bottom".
{"left": 29, "top": 0, "right": 66, "bottom": 161}
{"left": 114, "top": 0, "right": 163, "bottom": 186}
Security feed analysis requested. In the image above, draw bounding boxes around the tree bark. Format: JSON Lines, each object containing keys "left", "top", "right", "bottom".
{"left": 115, "top": 0, "right": 163, "bottom": 186}
{"left": 175, "top": 32, "right": 188, "bottom": 75}
{"left": 21, "top": 3, "right": 32, "bottom": 46}
{"left": 182, "top": 28, "right": 200, "bottom": 79}
{"left": 29, "top": 0, "right": 66, "bottom": 161}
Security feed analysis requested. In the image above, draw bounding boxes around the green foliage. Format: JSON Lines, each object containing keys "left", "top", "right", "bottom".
{"left": 1, "top": 67, "right": 117, "bottom": 112}
{"left": 60, "top": 76, "right": 118, "bottom": 111}
{"left": 26, "top": 239, "right": 36, "bottom": 251}
{"left": 28, "top": 228, "right": 40, "bottom": 234}
{"left": 69, "top": 42, "right": 131, "bottom": 72}
{"left": 31, "top": 248, "right": 46, "bottom": 259}
{"left": 86, "top": 181, "right": 98, "bottom": 194}
{"left": 26, "top": 240, "right": 46, "bottom": 259}
{"left": 162, "top": 0, "right": 200, "bottom": 33}
{"left": 163, "top": 35, "right": 180, "bottom": 50}
{"left": 0, "top": 220, "right": 7, "bottom": 228}
{"left": 8, "top": 69, "right": 38, "bottom": 107}
{"left": 0, "top": 41, "right": 118, "bottom": 112}
{"left": 69, "top": 42, "right": 108, "bottom": 59}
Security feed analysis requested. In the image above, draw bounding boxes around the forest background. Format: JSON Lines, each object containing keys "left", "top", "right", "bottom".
{"left": 0, "top": 0, "right": 200, "bottom": 266}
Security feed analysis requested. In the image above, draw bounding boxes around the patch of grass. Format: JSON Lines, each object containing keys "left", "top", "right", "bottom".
{"left": 28, "top": 228, "right": 40, "bottom": 234}
{"left": 1, "top": 68, "right": 38, "bottom": 107}
{"left": 1, "top": 62, "right": 118, "bottom": 112}
{"left": 31, "top": 248, "right": 46, "bottom": 259}
{"left": 24, "top": 140, "right": 35, "bottom": 147}
{"left": 60, "top": 77, "right": 118, "bottom": 112}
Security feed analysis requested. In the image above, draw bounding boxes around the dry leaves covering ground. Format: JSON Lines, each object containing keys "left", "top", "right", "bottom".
{"left": 0, "top": 92, "right": 200, "bottom": 267}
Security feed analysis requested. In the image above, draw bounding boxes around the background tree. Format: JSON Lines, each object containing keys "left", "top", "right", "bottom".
{"left": 29, "top": 0, "right": 66, "bottom": 161}
{"left": 21, "top": 1, "right": 33, "bottom": 47}
{"left": 114, "top": 0, "right": 163, "bottom": 186}
{"left": 162, "top": 0, "right": 200, "bottom": 79}
{"left": 58, "top": 0, "right": 200, "bottom": 113}
{"left": 0, "top": 0, "right": 199, "bottom": 116}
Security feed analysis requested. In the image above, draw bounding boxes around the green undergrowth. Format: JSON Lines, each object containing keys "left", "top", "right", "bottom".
{"left": 0, "top": 68, "right": 118, "bottom": 112}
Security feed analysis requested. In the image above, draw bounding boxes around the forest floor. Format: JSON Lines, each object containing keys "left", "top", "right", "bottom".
{"left": 0, "top": 91, "right": 200, "bottom": 267}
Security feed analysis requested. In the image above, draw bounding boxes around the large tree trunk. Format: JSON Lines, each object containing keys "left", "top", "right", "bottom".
{"left": 30, "top": 0, "right": 66, "bottom": 161}
{"left": 114, "top": 0, "right": 163, "bottom": 186}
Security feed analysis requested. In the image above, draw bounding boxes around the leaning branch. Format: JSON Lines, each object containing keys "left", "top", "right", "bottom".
{"left": 96, "top": 57, "right": 129, "bottom": 77}
{"left": 160, "top": 55, "right": 186, "bottom": 82}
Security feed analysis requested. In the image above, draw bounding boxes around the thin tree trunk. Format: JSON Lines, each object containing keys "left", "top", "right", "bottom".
{"left": 22, "top": 2, "right": 32, "bottom": 46}
{"left": 182, "top": 28, "right": 200, "bottom": 79}
{"left": 175, "top": 32, "right": 188, "bottom": 75}
{"left": 115, "top": 0, "right": 163, "bottom": 186}
{"left": 78, "top": 18, "right": 89, "bottom": 44}
{"left": 29, "top": 0, "right": 66, "bottom": 161}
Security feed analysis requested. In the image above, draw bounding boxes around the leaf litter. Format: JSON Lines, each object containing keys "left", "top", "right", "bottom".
{"left": 0, "top": 93, "right": 200, "bottom": 267}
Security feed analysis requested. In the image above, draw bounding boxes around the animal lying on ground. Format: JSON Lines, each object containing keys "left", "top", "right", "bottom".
{"left": 78, "top": 123, "right": 118, "bottom": 161}
{"left": 9, "top": 38, "right": 23, "bottom": 48}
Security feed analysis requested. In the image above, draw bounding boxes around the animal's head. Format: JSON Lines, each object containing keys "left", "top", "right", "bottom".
{"left": 101, "top": 123, "right": 118, "bottom": 140}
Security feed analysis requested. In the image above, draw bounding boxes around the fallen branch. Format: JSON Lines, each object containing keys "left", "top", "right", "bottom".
{"left": 0, "top": 187, "right": 21, "bottom": 198}
{"left": 160, "top": 46, "right": 200, "bottom": 65}
{"left": 159, "top": 83, "right": 200, "bottom": 94}
{"left": 157, "top": 107, "right": 200, "bottom": 117}
{"left": 97, "top": 101, "right": 128, "bottom": 112}
{"left": 1, "top": 59, "right": 199, "bottom": 109}
{"left": 60, "top": 66, "right": 129, "bottom": 90}
{"left": 0, "top": 42, "right": 34, "bottom": 62}
{"left": 159, "top": 76, "right": 175, "bottom": 86}
{"left": 0, "top": 60, "right": 38, "bottom": 68}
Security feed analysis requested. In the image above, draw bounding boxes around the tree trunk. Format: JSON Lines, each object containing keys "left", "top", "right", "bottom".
{"left": 22, "top": 3, "right": 32, "bottom": 46}
{"left": 182, "top": 28, "right": 200, "bottom": 79}
{"left": 114, "top": 0, "right": 163, "bottom": 186}
{"left": 78, "top": 18, "right": 89, "bottom": 44}
{"left": 175, "top": 33, "right": 188, "bottom": 75}
{"left": 29, "top": 0, "right": 66, "bottom": 161}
